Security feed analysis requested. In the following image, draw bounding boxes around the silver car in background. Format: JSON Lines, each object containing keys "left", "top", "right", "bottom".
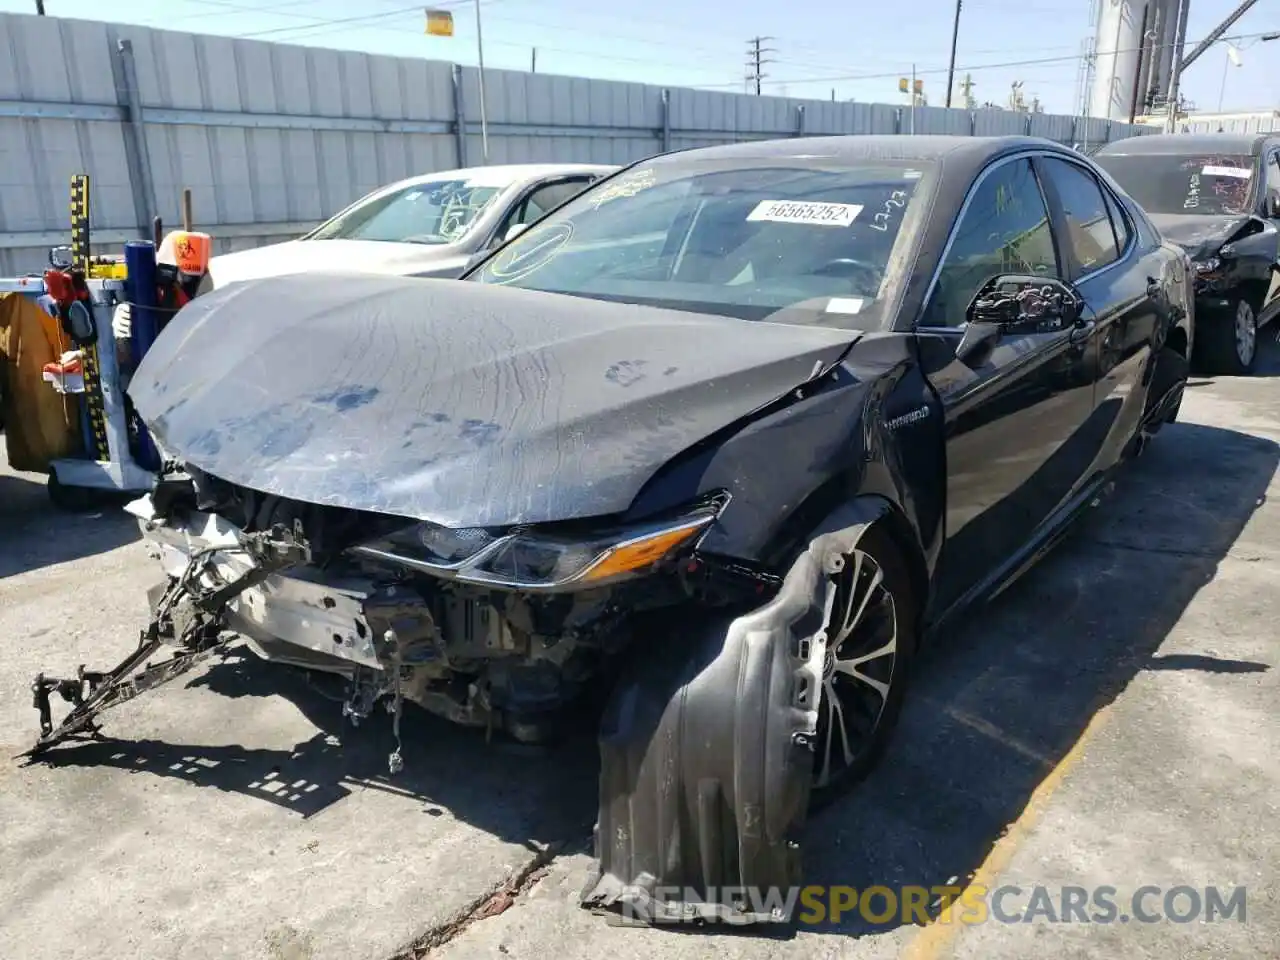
{"left": 203, "top": 163, "right": 617, "bottom": 289}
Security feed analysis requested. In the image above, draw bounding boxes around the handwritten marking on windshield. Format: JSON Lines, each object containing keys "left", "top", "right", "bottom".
{"left": 589, "top": 168, "right": 657, "bottom": 208}
{"left": 1184, "top": 173, "right": 1201, "bottom": 210}
{"left": 869, "top": 190, "right": 908, "bottom": 233}
{"left": 487, "top": 222, "right": 574, "bottom": 283}
{"left": 747, "top": 200, "right": 863, "bottom": 227}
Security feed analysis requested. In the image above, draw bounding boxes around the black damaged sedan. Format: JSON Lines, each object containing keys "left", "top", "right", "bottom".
{"left": 1094, "top": 132, "right": 1280, "bottom": 375}
{"left": 31, "top": 135, "right": 1192, "bottom": 923}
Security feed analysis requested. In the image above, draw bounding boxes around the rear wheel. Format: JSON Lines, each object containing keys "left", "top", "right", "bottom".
{"left": 810, "top": 528, "right": 919, "bottom": 800}
{"left": 1196, "top": 296, "right": 1258, "bottom": 376}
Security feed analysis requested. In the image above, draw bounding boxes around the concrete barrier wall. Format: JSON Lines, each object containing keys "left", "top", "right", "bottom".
{"left": 0, "top": 11, "right": 1157, "bottom": 274}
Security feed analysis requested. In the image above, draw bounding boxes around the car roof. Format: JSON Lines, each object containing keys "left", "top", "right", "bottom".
{"left": 649, "top": 134, "right": 1079, "bottom": 166}
{"left": 1094, "top": 132, "right": 1276, "bottom": 157}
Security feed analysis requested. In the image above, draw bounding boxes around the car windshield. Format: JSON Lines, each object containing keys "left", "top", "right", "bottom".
{"left": 469, "top": 158, "right": 932, "bottom": 327}
{"left": 306, "top": 177, "right": 508, "bottom": 245}
{"left": 1094, "top": 153, "right": 1257, "bottom": 216}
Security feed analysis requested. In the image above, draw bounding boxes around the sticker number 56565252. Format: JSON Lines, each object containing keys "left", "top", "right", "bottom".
{"left": 747, "top": 200, "right": 863, "bottom": 226}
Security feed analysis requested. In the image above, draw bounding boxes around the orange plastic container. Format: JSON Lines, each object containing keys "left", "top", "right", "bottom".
{"left": 159, "top": 231, "right": 212, "bottom": 276}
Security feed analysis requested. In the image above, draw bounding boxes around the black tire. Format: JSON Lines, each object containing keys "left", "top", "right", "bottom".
{"left": 1146, "top": 345, "right": 1187, "bottom": 427}
{"left": 1195, "top": 296, "right": 1258, "bottom": 376}
{"left": 808, "top": 525, "right": 921, "bottom": 806}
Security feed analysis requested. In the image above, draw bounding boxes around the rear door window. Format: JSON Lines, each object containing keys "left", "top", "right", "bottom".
{"left": 1102, "top": 187, "right": 1132, "bottom": 252}
{"left": 1039, "top": 157, "right": 1121, "bottom": 276}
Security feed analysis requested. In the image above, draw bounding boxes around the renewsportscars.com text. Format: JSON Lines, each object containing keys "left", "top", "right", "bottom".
{"left": 611, "top": 884, "right": 1247, "bottom": 926}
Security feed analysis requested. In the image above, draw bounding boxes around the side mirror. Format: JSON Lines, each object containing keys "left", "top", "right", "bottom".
{"left": 957, "top": 275, "right": 1082, "bottom": 364}
{"left": 967, "top": 274, "right": 1081, "bottom": 331}
{"left": 502, "top": 222, "right": 530, "bottom": 243}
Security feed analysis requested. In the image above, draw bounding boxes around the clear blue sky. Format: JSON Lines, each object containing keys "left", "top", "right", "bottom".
{"left": 4, "top": 0, "right": 1278, "bottom": 116}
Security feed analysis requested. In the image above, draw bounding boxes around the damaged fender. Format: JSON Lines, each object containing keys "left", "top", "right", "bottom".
{"left": 582, "top": 497, "right": 892, "bottom": 924}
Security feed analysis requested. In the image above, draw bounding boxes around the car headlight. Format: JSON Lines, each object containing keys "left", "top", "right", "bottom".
{"left": 349, "top": 507, "right": 719, "bottom": 590}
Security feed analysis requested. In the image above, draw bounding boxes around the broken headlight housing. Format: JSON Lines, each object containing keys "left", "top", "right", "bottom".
{"left": 350, "top": 504, "right": 721, "bottom": 591}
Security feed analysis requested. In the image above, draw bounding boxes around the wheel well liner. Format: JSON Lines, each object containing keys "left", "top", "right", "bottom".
{"left": 582, "top": 498, "right": 893, "bottom": 924}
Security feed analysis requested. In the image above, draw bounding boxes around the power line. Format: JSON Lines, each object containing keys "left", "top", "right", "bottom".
{"left": 228, "top": 6, "right": 739, "bottom": 79}
{"left": 234, "top": 4, "right": 427, "bottom": 39}
{"left": 696, "top": 26, "right": 1280, "bottom": 90}
{"left": 109, "top": 0, "right": 1280, "bottom": 106}
{"left": 180, "top": 0, "right": 483, "bottom": 28}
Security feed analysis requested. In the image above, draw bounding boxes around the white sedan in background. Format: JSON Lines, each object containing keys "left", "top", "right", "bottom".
{"left": 203, "top": 162, "right": 617, "bottom": 289}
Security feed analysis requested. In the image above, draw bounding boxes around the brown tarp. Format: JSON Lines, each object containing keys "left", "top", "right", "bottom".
{"left": 0, "top": 292, "right": 82, "bottom": 473}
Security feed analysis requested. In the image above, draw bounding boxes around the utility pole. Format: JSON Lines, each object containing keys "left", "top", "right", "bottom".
{"left": 959, "top": 73, "right": 976, "bottom": 110}
{"left": 745, "top": 36, "right": 776, "bottom": 96}
{"left": 945, "top": 0, "right": 963, "bottom": 108}
{"left": 910, "top": 63, "right": 917, "bottom": 133}
{"left": 1009, "top": 80, "right": 1026, "bottom": 112}
{"left": 531, "top": 47, "right": 537, "bottom": 73}
{"left": 1167, "top": 0, "right": 1259, "bottom": 131}
{"left": 35, "top": 0, "right": 46, "bottom": 13}
{"left": 472, "top": 0, "right": 489, "bottom": 161}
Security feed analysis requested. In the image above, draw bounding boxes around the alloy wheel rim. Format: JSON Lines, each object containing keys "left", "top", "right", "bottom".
{"left": 812, "top": 548, "right": 899, "bottom": 790}
{"left": 1235, "top": 301, "right": 1256, "bottom": 366}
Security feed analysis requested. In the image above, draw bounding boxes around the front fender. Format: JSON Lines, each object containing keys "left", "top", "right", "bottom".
{"left": 582, "top": 499, "right": 890, "bottom": 924}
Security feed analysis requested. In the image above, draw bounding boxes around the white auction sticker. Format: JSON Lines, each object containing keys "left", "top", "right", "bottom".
{"left": 826, "top": 297, "right": 865, "bottom": 314}
{"left": 747, "top": 200, "right": 863, "bottom": 226}
{"left": 1202, "top": 165, "right": 1251, "bottom": 179}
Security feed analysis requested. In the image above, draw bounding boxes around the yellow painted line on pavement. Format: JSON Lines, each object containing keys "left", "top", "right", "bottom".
{"left": 926, "top": 700, "right": 1054, "bottom": 769}
{"left": 899, "top": 702, "right": 1114, "bottom": 960}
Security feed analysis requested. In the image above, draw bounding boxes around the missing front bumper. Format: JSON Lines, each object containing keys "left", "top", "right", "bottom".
{"left": 129, "top": 497, "right": 384, "bottom": 673}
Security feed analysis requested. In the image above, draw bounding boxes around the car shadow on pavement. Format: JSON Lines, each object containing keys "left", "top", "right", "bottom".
{"left": 797, "top": 418, "right": 1278, "bottom": 938}
{"left": 0, "top": 472, "right": 140, "bottom": 578}
{"left": 1259, "top": 328, "right": 1280, "bottom": 377}
{"left": 36, "top": 650, "right": 601, "bottom": 851}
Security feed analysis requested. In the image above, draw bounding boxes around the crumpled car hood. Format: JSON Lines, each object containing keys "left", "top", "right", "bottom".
{"left": 128, "top": 274, "right": 856, "bottom": 528}
{"left": 1148, "top": 213, "right": 1251, "bottom": 260}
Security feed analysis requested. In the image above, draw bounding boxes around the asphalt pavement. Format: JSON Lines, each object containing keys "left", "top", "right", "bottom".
{"left": 2, "top": 338, "right": 1278, "bottom": 960}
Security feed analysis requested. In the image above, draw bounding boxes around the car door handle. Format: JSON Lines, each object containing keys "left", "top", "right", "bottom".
{"left": 1069, "top": 320, "right": 1096, "bottom": 344}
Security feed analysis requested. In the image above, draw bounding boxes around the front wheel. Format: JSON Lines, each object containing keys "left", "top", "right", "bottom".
{"left": 810, "top": 528, "right": 920, "bottom": 802}
{"left": 1196, "top": 296, "right": 1258, "bottom": 376}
